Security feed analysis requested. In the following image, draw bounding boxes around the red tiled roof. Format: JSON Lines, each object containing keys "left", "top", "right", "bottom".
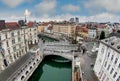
{"left": 76, "top": 26, "right": 88, "bottom": 33}
{"left": 83, "top": 27, "right": 88, "bottom": 33}
{"left": 97, "top": 24, "right": 106, "bottom": 28}
{"left": 6, "top": 22, "right": 20, "bottom": 30}
{"left": 28, "top": 22, "right": 34, "bottom": 27}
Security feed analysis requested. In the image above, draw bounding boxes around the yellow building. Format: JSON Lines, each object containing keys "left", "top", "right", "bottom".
{"left": 53, "top": 24, "right": 76, "bottom": 37}
{"left": 37, "top": 25, "right": 44, "bottom": 33}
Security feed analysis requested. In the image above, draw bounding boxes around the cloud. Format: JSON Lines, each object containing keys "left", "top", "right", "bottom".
{"left": 49, "top": 13, "right": 119, "bottom": 22}
{"left": 32, "top": 12, "right": 120, "bottom": 22}
{"left": 0, "top": 0, "right": 32, "bottom": 8}
{"left": 1, "top": 12, "right": 119, "bottom": 23}
{"left": 79, "top": 12, "right": 119, "bottom": 22}
{"left": 35, "top": 0, "right": 57, "bottom": 16}
{"left": 84, "top": 0, "right": 120, "bottom": 13}
{"left": 61, "top": 4, "right": 80, "bottom": 12}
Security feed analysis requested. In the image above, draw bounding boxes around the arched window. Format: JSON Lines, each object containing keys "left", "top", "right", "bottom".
{"left": 30, "top": 66, "right": 32, "bottom": 70}
{"left": 21, "top": 76, "right": 24, "bottom": 80}
{"left": 26, "top": 71, "right": 29, "bottom": 75}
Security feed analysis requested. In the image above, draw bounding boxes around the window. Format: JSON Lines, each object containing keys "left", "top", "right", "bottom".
{"left": 108, "top": 52, "right": 110, "bottom": 57}
{"left": 11, "top": 32, "right": 14, "bottom": 37}
{"left": 107, "top": 64, "right": 110, "bottom": 70}
{"left": 101, "top": 47, "right": 104, "bottom": 53}
{"left": 21, "top": 49, "right": 23, "bottom": 53}
{"left": 113, "top": 72, "right": 117, "bottom": 78}
{"left": 12, "top": 39, "right": 15, "bottom": 44}
{"left": 17, "top": 31, "right": 20, "bottom": 35}
{"left": 104, "top": 61, "right": 107, "bottom": 67}
{"left": 116, "top": 76, "right": 120, "bottom": 81}
{"left": 6, "top": 41, "right": 9, "bottom": 47}
{"left": 18, "top": 37, "right": 21, "bottom": 42}
{"left": 5, "top": 34, "right": 7, "bottom": 39}
{"left": 106, "top": 78, "right": 109, "bottom": 81}
{"left": 114, "top": 58, "right": 118, "bottom": 64}
{"left": 0, "top": 42, "right": 1, "bottom": 48}
{"left": 8, "top": 50, "right": 10, "bottom": 54}
{"left": 13, "top": 47, "right": 16, "bottom": 51}
{"left": 118, "top": 63, "right": 120, "bottom": 68}
{"left": 111, "top": 55, "right": 114, "bottom": 61}
{"left": 110, "top": 68, "right": 114, "bottom": 74}
{"left": 0, "top": 36, "right": 1, "bottom": 41}
{"left": 19, "top": 45, "right": 21, "bottom": 48}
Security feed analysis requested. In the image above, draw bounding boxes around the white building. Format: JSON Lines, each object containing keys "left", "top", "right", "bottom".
{"left": 88, "top": 26, "right": 97, "bottom": 38}
{"left": 27, "top": 22, "right": 38, "bottom": 45}
{"left": 94, "top": 36, "right": 120, "bottom": 81}
{"left": 0, "top": 21, "right": 38, "bottom": 72}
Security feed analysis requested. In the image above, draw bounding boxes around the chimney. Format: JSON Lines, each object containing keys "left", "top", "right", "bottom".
{"left": 0, "top": 20, "right": 6, "bottom": 30}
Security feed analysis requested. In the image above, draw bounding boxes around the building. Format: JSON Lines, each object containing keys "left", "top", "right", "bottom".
{"left": 94, "top": 36, "right": 120, "bottom": 81}
{"left": 0, "top": 21, "right": 38, "bottom": 72}
{"left": 88, "top": 25, "right": 97, "bottom": 38}
{"left": 97, "top": 23, "right": 110, "bottom": 38}
{"left": 69, "top": 18, "right": 74, "bottom": 23}
{"left": 52, "top": 23, "right": 76, "bottom": 37}
{"left": 27, "top": 21, "right": 38, "bottom": 46}
{"left": 37, "top": 22, "right": 53, "bottom": 33}
{"left": 75, "top": 17, "right": 79, "bottom": 24}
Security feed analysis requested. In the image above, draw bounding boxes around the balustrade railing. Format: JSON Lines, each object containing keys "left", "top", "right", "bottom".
{"left": 6, "top": 54, "right": 35, "bottom": 81}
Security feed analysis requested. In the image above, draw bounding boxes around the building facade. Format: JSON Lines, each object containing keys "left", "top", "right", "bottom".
{"left": 0, "top": 21, "right": 38, "bottom": 72}
{"left": 94, "top": 36, "right": 120, "bottom": 81}
{"left": 52, "top": 24, "right": 76, "bottom": 37}
{"left": 27, "top": 22, "right": 38, "bottom": 45}
{"left": 88, "top": 26, "right": 97, "bottom": 38}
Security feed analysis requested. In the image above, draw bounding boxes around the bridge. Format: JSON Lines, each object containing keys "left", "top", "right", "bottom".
{"left": 38, "top": 38, "right": 80, "bottom": 60}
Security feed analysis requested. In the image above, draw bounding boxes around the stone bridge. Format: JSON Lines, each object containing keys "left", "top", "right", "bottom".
{"left": 39, "top": 39, "right": 80, "bottom": 60}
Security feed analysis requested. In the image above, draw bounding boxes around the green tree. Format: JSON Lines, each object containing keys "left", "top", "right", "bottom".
{"left": 99, "top": 31, "right": 105, "bottom": 40}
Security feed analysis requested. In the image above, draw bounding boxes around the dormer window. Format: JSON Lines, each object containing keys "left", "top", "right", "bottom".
{"left": 105, "top": 40, "right": 108, "bottom": 42}
{"left": 111, "top": 42, "right": 114, "bottom": 45}
{"left": 117, "top": 46, "right": 120, "bottom": 49}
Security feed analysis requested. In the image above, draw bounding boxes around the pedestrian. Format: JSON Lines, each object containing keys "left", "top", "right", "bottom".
{"left": 81, "top": 45, "right": 85, "bottom": 54}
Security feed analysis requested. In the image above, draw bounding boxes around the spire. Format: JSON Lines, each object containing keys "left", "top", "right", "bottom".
{"left": 24, "top": 9, "right": 31, "bottom": 25}
{"left": 25, "top": 15, "right": 27, "bottom": 25}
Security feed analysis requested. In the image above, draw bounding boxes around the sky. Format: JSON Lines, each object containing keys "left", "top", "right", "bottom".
{"left": 0, "top": 0, "right": 120, "bottom": 22}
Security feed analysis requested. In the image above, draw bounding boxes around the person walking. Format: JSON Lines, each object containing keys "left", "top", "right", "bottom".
{"left": 81, "top": 42, "right": 87, "bottom": 54}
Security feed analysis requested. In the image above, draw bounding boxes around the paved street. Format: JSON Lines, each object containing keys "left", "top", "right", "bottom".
{"left": 80, "top": 41, "right": 99, "bottom": 81}
{"left": 0, "top": 52, "right": 34, "bottom": 81}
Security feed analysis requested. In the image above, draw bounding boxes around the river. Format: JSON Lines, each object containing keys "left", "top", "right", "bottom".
{"left": 28, "top": 55, "right": 72, "bottom": 81}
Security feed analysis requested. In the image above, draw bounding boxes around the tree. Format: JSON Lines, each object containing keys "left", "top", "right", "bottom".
{"left": 99, "top": 31, "right": 105, "bottom": 40}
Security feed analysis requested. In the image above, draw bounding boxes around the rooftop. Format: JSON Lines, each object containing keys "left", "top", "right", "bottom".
{"left": 27, "top": 22, "right": 34, "bottom": 27}
{"left": 101, "top": 36, "right": 120, "bottom": 54}
{"left": 6, "top": 22, "right": 20, "bottom": 30}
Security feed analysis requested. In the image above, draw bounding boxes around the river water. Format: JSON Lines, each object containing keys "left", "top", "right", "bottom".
{"left": 28, "top": 55, "right": 72, "bottom": 81}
